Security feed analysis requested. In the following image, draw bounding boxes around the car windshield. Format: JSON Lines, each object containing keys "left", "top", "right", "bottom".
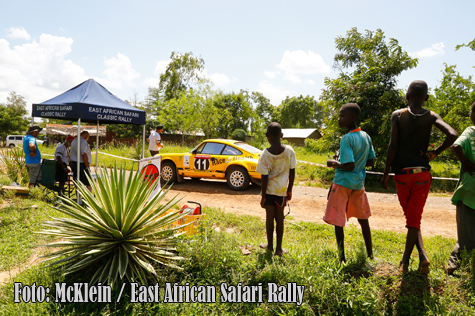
{"left": 233, "top": 142, "right": 262, "bottom": 154}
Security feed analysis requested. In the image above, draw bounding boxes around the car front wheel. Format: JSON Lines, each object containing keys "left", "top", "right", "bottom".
{"left": 161, "top": 161, "right": 177, "bottom": 184}
{"left": 9, "top": 144, "right": 15, "bottom": 148}
{"left": 226, "top": 166, "right": 250, "bottom": 191}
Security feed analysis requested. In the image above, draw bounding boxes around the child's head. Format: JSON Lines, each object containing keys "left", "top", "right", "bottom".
{"left": 406, "top": 80, "right": 429, "bottom": 103}
{"left": 266, "top": 122, "right": 283, "bottom": 143}
{"left": 471, "top": 101, "right": 475, "bottom": 125}
{"left": 338, "top": 103, "right": 360, "bottom": 129}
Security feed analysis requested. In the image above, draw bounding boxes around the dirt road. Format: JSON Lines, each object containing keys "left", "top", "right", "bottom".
{"left": 164, "top": 179, "right": 457, "bottom": 239}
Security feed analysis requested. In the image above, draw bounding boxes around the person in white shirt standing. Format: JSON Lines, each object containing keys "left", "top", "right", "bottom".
{"left": 54, "top": 135, "right": 74, "bottom": 194}
{"left": 147, "top": 125, "right": 164, "bottom": 156}
{"left": 70, "top": 131, "right": 92, "bottom": 192}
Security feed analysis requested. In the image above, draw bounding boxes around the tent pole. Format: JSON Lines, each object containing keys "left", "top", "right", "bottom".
{"left": 142, "top": 125, "right": 145, "bottom": 159}
{"left": 96, "top": 120, "right": 99, "bottom": 175}
{"left": 77, "top": 119, "right": 81, "bottom": 204}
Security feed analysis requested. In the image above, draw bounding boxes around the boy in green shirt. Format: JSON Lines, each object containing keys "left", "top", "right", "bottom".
{"left": 447, "top": 102, "right": 475, "bottom": 274}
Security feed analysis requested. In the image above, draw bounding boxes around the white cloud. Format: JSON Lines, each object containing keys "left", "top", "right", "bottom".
{"left": 305, "top": 79, "right": 315, "bottom": 85}
{"left": 6, "top": 27, "right": 31, "bottom": 41}
{"left": 257, "top": 80, "right": 294, "bottom": 106}
{"left": 0, "top": 31, "right": 143, "bottom": 110}
{"left": 101, "top": 53, "right": 140, "bottom": 90}
{"left": 411, "top": 42, "right": 445, "bottom": 58}
{"left": 276, "top": 50, "right": 330, "bottom": 82}
{"left": 264, "top": 70, "right": 279, "bottom": 79}
{"left": 0, "top": 33, "right": 88, "bottom": 106}
{"left": 209, "top": 73, "right": 231, "bottom": 87}
{"left": 286, "top": 73, "right": 303, "bottom": 84}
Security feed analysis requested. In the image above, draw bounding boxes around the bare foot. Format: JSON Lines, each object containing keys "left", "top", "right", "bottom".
{"left": 274, "top": 248, "right": 288, "bottom": 256}
{"left": 259, "top": 243, "right": 273, "bottom": 253}
{"left": 419, "top": 259, "right": 430, "bottom": 275}
{"left": 446, "top": 266, "right": 456, "bottom": 276}
{"left": 399, "top": 261, "right": 409, "bottom": 273}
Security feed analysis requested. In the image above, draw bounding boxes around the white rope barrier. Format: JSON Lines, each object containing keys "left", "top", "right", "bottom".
{"left": 296, "top": 160, "right": 459, "bottom": 181}
{"left": 0, "top": 152, "right": 460, "bottom": 181}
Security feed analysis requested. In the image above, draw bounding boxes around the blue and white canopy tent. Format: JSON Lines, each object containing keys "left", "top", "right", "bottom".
{"left": 32, "top": 79, "right": 147, "bottom": 202}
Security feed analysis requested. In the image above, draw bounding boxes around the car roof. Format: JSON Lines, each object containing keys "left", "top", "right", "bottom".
{"left": 203, "top": 139, "right": 239, "bottom": 145}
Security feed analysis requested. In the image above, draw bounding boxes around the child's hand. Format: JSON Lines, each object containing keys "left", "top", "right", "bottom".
{"left": 286, "top": 190, "right": 292, "bottom": 201}
{"left": 381, "top": 173, "right": 390, "bottom": 190}
{"left": 463, "top": 161, "right": 475, "bottom": 177}
{"left": 260, "top": 196, "right": 266, "bottom": 208}
{"left": 327, "top": 159, "right": 339, "bottom": 168}
{"left": 422, "top": 150, "right": 437, "bottom": 162}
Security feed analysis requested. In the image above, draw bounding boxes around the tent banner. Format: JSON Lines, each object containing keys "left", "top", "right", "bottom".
{"left": 32, "top": 103, "right": 146, "bottom": 125}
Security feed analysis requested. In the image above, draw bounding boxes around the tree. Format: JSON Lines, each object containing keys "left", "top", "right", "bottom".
{"left": 158, "top": 51, "right": 205, "bottom": 101}
{"left": 213, "top": 91, "right": 254, "bottom": 139}
{"left": 157, "top": 89, "right": 202, "bottom": 144}
{"left": 456, "top": 39, "right": 475, "bottom": 52}
{"left": 319, "top": 28, "right": 418, "bottom": 163}
{"left": 0, "top": 91, "right": 29, "bottom": 138}
{"left": 251, "top": 91, "right": 275, "bottom": 126}
{"left": 194, "top": 83, "right": 221, "bottom": 139}
{"left": 274, "top": 95, "right": 324, "bottom": 129}
{"left": 430, "top": 65, "right": 475, "bottom": 144}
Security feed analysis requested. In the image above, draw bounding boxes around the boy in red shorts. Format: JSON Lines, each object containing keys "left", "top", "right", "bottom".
{"left": 324, "top": 103, "right": 375, "bottom": 263}
{"left": 382, "top": 80, "right": 457, "bottom": 274}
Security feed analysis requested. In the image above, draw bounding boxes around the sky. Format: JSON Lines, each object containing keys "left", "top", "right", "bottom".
{"left": 1, "top": 0, "right": 474, "bottom": 111}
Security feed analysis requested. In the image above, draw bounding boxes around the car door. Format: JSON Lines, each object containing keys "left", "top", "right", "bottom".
{"left": 187, "top": 142, "right": 226, "bottom": 178}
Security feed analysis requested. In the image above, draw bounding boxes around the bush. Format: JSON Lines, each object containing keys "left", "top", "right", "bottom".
{"left": 231, "top": 129, "right": 246, "bottom": 141}
{"left": 304, "top": 138, "right": 320, "bottom": 153}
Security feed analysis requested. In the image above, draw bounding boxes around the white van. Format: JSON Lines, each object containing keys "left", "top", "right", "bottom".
{"left": 6, "top": 135, "right": 25, "bottom": 148}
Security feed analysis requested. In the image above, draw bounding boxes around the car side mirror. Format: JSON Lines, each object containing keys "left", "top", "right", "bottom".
{"left": 191, "top": 149, "right": 197, "bottom": 154}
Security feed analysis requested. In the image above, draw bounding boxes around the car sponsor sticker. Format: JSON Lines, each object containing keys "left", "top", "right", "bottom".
{"left": 184, "top": 155, "right": 190, "bottom": 168}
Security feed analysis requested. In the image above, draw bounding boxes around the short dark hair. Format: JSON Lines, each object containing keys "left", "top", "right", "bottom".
{"left": 340, "top": 103, "right": 361, "bottom": 119}
{"left": 407, "top": 80, "right": 428, "bottom": 99}
{"left": 267, "top": 122, "right": 282, "bottom": 136}
{"left": 471, "top": 101, "right": 475, "bottom": 112}
{"left": 156, "top": 125, "right": 164, "bottom": 130}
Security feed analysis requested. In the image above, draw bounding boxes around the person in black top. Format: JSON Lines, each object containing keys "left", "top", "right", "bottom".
{"left": 382, "top": 80, "right": 457, "bottom": 274}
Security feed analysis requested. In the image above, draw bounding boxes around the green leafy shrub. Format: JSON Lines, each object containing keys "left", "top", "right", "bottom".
{"left": 40, "top": 166, "right": 190, "bottom": 286}
{"left": 231, "top": 129, "right": 246, "bottom": 141}
{"left": 0, "top": 148, "right": 28, "bottom": 185}
{"left": 304, "top": 138, "right": 320, "bottom": 153}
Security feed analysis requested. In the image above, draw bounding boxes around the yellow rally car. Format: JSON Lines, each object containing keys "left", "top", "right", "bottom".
{"left": 160, "top": 139, "right": 262, "bottom": 190}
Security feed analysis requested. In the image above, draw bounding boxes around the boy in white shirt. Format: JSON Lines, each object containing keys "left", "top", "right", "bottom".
{"left": 256, "top": 122, "right": 296, "bottom": 256}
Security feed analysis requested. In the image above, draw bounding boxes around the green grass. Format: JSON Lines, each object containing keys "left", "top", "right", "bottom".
{"left": 1, "top": 205, "right": 475, "bottom": 315}
{"left": 0, "top": 198, "right": 63, "bottom": 271}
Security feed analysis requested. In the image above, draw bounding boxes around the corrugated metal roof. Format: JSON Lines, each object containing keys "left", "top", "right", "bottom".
{"left": 45, "top": 124, "right": 106, "bottom": 136}
{"left": 282, "top": 128, "right": 319, "bottom": 138}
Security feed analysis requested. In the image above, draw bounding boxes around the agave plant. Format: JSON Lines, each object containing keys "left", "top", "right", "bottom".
{"left": 39, "top": 166, "right": 191, "bottom": 286}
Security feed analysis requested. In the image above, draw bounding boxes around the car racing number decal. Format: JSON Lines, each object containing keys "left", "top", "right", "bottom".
{"left": 194, "top": 155, "right": 211, "bottom": 171}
